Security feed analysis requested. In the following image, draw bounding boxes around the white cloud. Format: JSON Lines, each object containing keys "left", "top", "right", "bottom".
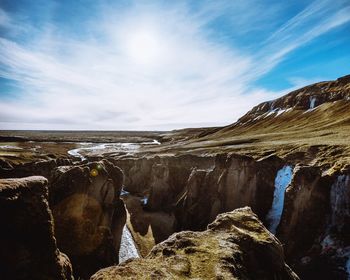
{"left": 0, "top": 1, "right": 349, "bottom": 130}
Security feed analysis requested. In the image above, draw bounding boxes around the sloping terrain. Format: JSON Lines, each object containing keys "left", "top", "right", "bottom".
{"left": 147, "top": 75, "right": 350, "bottom": 169}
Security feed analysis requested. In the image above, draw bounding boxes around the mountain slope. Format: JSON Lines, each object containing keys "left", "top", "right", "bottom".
{"left": 149, "top": 75, "right": 350, "bottom": 169}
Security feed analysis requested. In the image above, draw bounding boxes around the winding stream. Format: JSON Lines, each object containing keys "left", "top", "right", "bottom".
{"left": 67, "top": 139, "right": 160, "bottom": 161}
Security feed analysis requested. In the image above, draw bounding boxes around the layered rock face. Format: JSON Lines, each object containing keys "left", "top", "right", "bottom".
{"left": 90, "top": 207, "right": 299, "bottom": 280}
{"left": 273, "top": 165, "right": 350, "bottom": 279}
{"left": 175, "top": 154, "right": 283, "bottom": 231}
{"left": 122, "top": 194, "right": 176, "bottom": 256}
{"left": 115, "top": 154, "right": 282, "bottom": 236}
{"left": 115, "top": 155, "right": 214, "bottom": 210}
{"left": 278, "top": 165, "right": 330, "bottom": 260}
{"left": 50, "top": 160, "right": 126, "bottom": 279}
{"left": 117, "top": 153, "right": 350, "bottom": 278}
{"left": 0, "top": 176, "right": 73, "bottom": 280}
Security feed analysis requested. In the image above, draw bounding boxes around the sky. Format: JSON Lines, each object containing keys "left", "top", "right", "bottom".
{"left": 0, "top": 0, "right": 349, "bottom": 130}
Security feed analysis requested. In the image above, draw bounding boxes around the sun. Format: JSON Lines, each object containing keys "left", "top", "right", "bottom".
{"left": 124, "top": 28, "right": 162, "bottom": 65}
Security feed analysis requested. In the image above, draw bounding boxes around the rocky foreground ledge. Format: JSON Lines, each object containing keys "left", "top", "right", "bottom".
{"left": 0, "top": 176, "right": 73, "bottom": 280}
{"left": 91, "top": 207, "right": 299, "bottom": 280}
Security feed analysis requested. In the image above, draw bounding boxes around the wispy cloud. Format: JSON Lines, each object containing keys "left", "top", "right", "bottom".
{"left": 0, "top": 0, "right": 349, "bottom": 130}
{"left": 253, "top": 0, "right": 350, "bottom": 78}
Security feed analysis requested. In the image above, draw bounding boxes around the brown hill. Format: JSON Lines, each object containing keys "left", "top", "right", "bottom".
{"left": 150, "top": 75, "right": 350, "bottom": 169}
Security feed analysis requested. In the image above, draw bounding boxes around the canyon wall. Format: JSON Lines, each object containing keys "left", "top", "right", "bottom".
{"left": 114, "top": 154, "right": 350, "bottom": 278}
{"left": 0, "top": 159, "right": 128, "bottom": 279}
{"left": 1, "top": 153, "right": 349, "bottom": 279}
{"left": 277, "top": 165, "right": 330, "bottom": 260}
{"left": 49, "top": 160, "right": 126, "bottom": 279}
{"left": 113, "top": 154, "right": 283, "bottom": 231}
{"left": 277, "top": 166, "right": 350, "bottom": 279}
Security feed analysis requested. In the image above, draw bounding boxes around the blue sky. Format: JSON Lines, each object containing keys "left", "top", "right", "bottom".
{"left": 0, "top": 0, "right": 349, "bottom": 130}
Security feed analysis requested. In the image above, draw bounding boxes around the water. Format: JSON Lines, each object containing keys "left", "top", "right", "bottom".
{"left": 309, "top": 96, "right": 317, "bottom": 109}
{"left": 120, "top": 187, "right": 130, "bottom": 196}
{"left": 142, "top": 139, "right": 161, "bottom": 145}
{"left": 266, "top": 165, "right": 293, "bottom": 234}
{"left": 140, "top": 197, "right": 148, "bottom": 206}
{"left": 67, "top": 140, "right": 160, "bottom": 161}
{"left": 119, "top": 225, "right": 139, "bottom": 263}
{"left": 67, "top": 147, "right": 87, "bottom": 161}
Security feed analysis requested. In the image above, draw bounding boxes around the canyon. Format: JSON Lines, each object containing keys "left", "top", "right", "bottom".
{"left": 0, "top": 75, "right": 349, "bottom": 279}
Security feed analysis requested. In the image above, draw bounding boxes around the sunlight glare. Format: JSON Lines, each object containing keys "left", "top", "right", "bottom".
{"left": 125, "top": 28, "right": 162, "bottom": 65}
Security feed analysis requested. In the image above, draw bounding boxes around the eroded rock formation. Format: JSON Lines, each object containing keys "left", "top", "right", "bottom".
{"left": 115, "top": 153, "right": 350, "bottom": 279}
{"left": 1, "top": 151, "right": 348, "bottom": 279}
{"left": 0, "top": 176, "right": 73, "bottom": 280}
{"left": 278, "top": 165, "right": 330, "bottom": 260}
{"left": 90, "top": 207, "right": 299, "bottom": 280}
{"left": 274, "top": 165, "right": 350, "bottom": 279}
{"left": 50, "top": 160, "right": 126, "bottom": 279}
{"left": 114, "top": 155, "right": 214, "bottom": 211}
{"left": 175, "top": 154, "right": 284, "bottom": 231}
{"left": 114, "top": 153, "right": 283, "bottom": 243}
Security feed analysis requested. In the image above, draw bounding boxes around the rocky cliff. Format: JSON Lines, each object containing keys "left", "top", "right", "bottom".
{"left": 110, "top": 153, "right": 283, "bottom": 253}
{"left": 0, "top": 176, "right": 73, "bottom": 280}
{"left": 276, "top": 166, "right": 350, "bottom": 279}
{"left": 1, "top": 141, "right": 349, "bottom": 279}
{"left": 0, "top": 159, "right": 128, "bottom": 279}
{"left": 112, "top": 153, "right": 350, "bottom": 279}
{"left": 91, "top": 207, "right": 299, "bottom": 280}
{"left": 277, "top": 165, "right": 331, "bottom": 260}
{"left": 49, "top": 160, "right": 126, "bottom": 279}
